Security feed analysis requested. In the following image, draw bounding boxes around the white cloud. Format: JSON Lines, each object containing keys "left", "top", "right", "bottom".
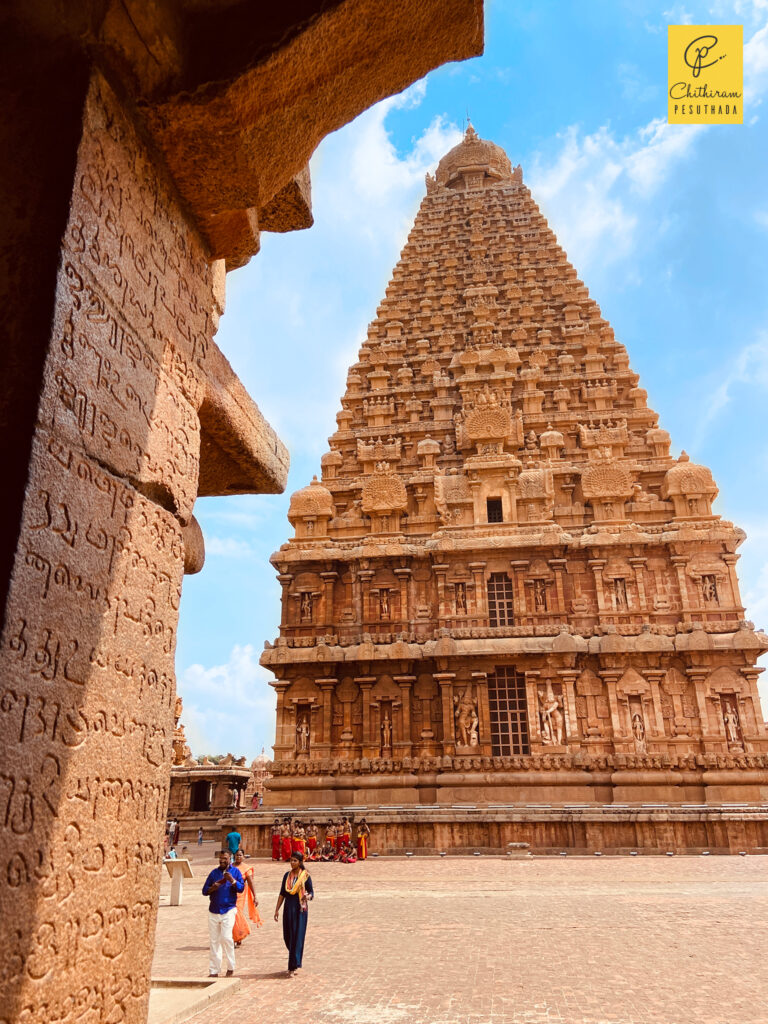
{"left": 205, "top": 536, "right": 259, "bottom": 559}
{"left": 697, "top": 332, "right": 768, "bottom": 434}
{"left": 529, "top": 14, "right": 767, "bottom": 274}
{"left": 745, "top": 22, "right": 768, "bottom": 102}
{"left": 179, "top": 644, "right": 276, "bottom": 760}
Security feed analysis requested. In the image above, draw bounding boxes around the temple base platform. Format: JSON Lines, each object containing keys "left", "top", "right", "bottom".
{"left": 221, "top": 802, "right": 768, "bottom": 856}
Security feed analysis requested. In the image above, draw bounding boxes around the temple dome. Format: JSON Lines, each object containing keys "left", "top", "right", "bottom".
{"left": 287, "top": 476, "right": 334, "bottom": 522}
{"left": 435, "top": 124, "right": 516, "bottom": 188}
{"left": 662, "top": 451, "right": 718, "bottom": 498}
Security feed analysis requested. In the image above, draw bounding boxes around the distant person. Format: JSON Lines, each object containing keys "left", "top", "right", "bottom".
{"left": 233, "top": 849, "right": 261, "bottom": 947}
{"left": 202, "top": 850, "right": 244, "bottom": 977}
{"left": 225, "top": 828, "right": 241, "bottom": 856}
{"left": 356, "top": 818, "right": 371, "bottom": 860}
{"left": 167, "top": 846, "right": 178, "bottom": 860}
{"left": 197, "top": 827, "right": 204, "bottom": 846}
{"left": 173, "top": 821, "right": 180, "bottom": 846}
{"left": 274, "top": 851, "right": 314, "bottom": 977}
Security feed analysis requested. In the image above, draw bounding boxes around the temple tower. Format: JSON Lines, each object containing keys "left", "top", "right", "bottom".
{"left": 252, "top": 127, "right": 768, "bottom": 853}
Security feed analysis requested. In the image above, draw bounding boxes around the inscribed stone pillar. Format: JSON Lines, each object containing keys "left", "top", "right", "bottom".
{"left": 0, "top": 73, "right": 211, "bottom": 1024}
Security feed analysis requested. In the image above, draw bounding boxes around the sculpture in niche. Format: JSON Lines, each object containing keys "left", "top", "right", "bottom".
{"left": 538, "top": 686, "right": 564, "bottom": 745}
{"left": 702, "top": 574, "right": 718, "bottom": 604}
{"left": 632, "top": 712, "right": 647, "bottom": 753}
{"left": 380, "top": 589, "right": 390, "bottom": 620}
{"left": 613, "top": 578, "right": 628, "bottom": 610}
{"left": 381, "top": 709, "right": 392, "bottom": 751}
{"left": 300, "top": 592, "right": 313, "bottom": 621}
{"left": 533, "top": 579, "right": 547, "bottom": 612}
{"left": 722, "top": 699, "right": 743, "bottom": 745}
{"left": 296, "top": 714, "right": 310, "bottom": 754}
{"left": 455, "top": 581, "right": 467, "bottom": 613}
{"left": 454, "top": 688, "right": 479, "bottom": 747}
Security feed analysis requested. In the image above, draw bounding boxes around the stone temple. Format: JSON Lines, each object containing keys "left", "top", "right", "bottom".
{"left": 232, "top": 127, "right": 768, "bottom": 854}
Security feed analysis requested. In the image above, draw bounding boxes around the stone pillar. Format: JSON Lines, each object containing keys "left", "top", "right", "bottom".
{"left": 741, "top": 667, "right": 767, "bottom": 737}
{"left": 722, "top": 554, "right": 745, "bottom": 616}
{"left": 645, "top": 669, "right": 670, "bottom": 738}
{"left": 394, "top": 568, "right": 411, "bottom": 627}
{"left": 433, "top": 563, "right": 449, "bottom": 623}
{"left": 686, "top": 667, "right": 714, "bottom": 743}
{"left": 278, "top": 574, "right": 294, "bottom": 627}
{"left": 359, "top": 570, "right": 374, "bottom": 625}
{"left": 524, "top": 670, "right": 542, "bottom": 746}
{"left": 469, "top": 562, "right": 487, "bottom": 618}
{"left": 272, "top": 681, "right": 292, "bottom": 758}
{"left": 629, "top": 557, "right": 648, "bottom": 612}
{"left": 0, "top": 74, "right": 218, "bottom": 1024}
{"left": 320, "top": 571, "right": 337, "bottom": 627}
{"left": 671, "top": 556, "right": 691, "bottom": 623}
{"left": 599, "top": 669, "right": 624, "bottom": 742}
{"left": 588, "top": 559, "right": 607, "bottom": 619}
{"left": 549, "top": 559, "right": 567, "bottom": 614}
{"left": 394, "top": 675, "right": 415, "bottom": 755}
{"left": 316, "top": 678, "right": 338, "bottom": 756}
{"left": 434, "top": 672, "right": 456, "bottom": 754}
{"left": 510, "top": 560, "right": 529, "bottom": 619}
{"left": 355, "top": 677, "right": 376, "bottom": 757}
{"left": 557, "top": 669, "right": 580, "bottom": 746}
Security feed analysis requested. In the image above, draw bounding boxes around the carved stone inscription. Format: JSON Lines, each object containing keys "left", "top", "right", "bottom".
{"left": 1, "top": 435, "right": 181, "bottom": 1022}
{"left": 38, "top": 72, "right": 213, "bottom": 525}
{"left": 0, "top": 72, "right": 214, "bottom": 1024}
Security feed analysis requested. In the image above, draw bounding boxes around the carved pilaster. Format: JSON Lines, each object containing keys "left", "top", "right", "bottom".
{"left": 434, "top": 671, "right": 456, "bottom": 754}
{"left": 394, "top": 674, "right": 415, "bottom": 754}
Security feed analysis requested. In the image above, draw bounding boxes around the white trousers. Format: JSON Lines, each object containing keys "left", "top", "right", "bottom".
{"left": 208, "top": 908, "right": 237, "bottom": 974}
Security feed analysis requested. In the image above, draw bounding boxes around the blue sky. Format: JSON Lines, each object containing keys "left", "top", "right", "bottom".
{"left": 176, "top": 0, "right": 768, "bottom": 759}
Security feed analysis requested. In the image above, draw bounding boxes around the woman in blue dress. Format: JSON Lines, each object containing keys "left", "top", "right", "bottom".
{"left": 274, "top": 851, "right": 314, "bottom": 976}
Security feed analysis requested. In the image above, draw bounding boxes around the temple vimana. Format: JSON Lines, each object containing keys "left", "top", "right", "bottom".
{"left": 228, "top": 127, "right": 768, "bottom": 855}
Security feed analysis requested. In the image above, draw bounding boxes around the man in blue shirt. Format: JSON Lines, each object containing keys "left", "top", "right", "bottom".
{"left": 225, "top": 829, "right": 241, "bottom": 855}
{"left": 202, "top": 849, "right": 244, "bottom": 976}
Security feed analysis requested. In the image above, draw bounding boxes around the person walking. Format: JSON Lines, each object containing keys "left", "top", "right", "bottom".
{"left": 202, "top": 850, "right": 244, "bottom": 977}
{"left": 274, "top": 852, "right": 314, "bottom": 977}
{"left": 232, "top": 849, "right": 261, "bottom": 947}
{"left": 197, "top": 827, "right": 204, "bottom": 846}
{"left": 225, "top": 828, "right": 241, "bottom": 856}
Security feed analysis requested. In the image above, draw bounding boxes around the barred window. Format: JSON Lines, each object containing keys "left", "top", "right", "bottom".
{"left": 486, "top": 497, "right": 503, "bottom": 523}
{"left": 488, "top": 667, "right": 530, "bottom": 755}
{"left": 487, "top": 572, "right": 514, "bottom": 627}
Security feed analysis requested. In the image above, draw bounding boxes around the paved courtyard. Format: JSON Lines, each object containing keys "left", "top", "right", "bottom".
{"left": 153, "top": 842, "right": 768, "bottom": 1024}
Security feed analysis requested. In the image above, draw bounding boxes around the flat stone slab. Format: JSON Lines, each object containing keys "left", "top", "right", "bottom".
{"left": 148, "top": 978, "right": 240, "bottom": 1024}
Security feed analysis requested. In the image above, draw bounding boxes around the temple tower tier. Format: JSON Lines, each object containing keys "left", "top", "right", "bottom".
{"left": 243, "top": 127, "right": 768, "bottom": 854}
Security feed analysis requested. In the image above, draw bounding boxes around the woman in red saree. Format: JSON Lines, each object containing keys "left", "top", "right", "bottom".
{"left": 356, "top": 818, "right": 370, "bottom": 860}
{"left": 232, "top": 850, "right": 262, "bottom": 946}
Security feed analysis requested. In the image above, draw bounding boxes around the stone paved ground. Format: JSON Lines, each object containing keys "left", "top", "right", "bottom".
{"left": 153, "top": 841, "right": 768, "bottom": 1024}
